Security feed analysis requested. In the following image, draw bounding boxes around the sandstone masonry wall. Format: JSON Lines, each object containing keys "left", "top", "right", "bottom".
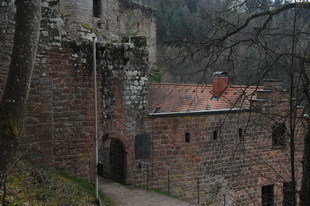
{"left": 97, "top": 37, "right": 150, "bottom": 183}
{"left": 131, "top": 83, "right": 304, "bottom": 205}
{"left": 0, "top": 0, "right": 150, "bottom": 181}
{"left": 102, "top": 0, "right": 156, "bottom": 62}
{"left": 141, "top": 110, "right": 304, "bottom": 205}
{"left": 22, "top": 3, "right": 103, "bottom": 180}
{"left": 56, "top": 0, "right": 156, "bottom": 63}
{"left": 0, "top": 1, "right": 304, "bottom": 205}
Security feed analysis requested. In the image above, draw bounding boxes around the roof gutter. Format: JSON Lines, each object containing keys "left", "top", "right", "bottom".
{"left": 149, "top": 108, "right": 256, "bottom": 118}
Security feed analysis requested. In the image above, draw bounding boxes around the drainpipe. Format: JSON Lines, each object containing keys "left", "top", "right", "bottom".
{"left": 93, "top": 36, "right": 99, "bottom": 201}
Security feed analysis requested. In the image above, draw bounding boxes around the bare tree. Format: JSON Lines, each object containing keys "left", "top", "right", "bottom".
{"left": 0, "top": 0, "right": 41, "bottom": 185}
{"left": 154, "top": 0, "right": 310, "bottom": 205}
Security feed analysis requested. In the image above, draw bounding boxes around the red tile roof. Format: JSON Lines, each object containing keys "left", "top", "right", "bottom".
{"left": 148, "top": 83, "right": 262, "bottom": 113}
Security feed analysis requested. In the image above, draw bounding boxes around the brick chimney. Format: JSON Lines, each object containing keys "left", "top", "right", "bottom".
{"left": 212, "top": 71, "right": 228, "bottom": 98}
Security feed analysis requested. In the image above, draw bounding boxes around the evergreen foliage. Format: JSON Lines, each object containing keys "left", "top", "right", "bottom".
{"left": 117, "top": 12, "right": 140, "bottom": 37}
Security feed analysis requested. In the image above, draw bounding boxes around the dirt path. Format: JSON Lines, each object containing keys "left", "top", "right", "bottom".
{"left": 99, "top": 178, "right": 198, "bottom": 206}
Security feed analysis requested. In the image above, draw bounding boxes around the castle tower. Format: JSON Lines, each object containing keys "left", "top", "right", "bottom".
{"left": 59, "top": 0, "right": 156, "bottom": 62}
{"left": 59, "top": 0, "right": 93, "bottom": 24}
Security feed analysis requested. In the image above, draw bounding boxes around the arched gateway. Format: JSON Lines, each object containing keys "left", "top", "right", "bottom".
{"left": 99, "top": 133, "right": 132, "bottom": 184}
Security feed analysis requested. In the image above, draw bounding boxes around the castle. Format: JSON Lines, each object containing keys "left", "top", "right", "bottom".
{"left": 0, "top": 0, "right": 304, "bottom": 205}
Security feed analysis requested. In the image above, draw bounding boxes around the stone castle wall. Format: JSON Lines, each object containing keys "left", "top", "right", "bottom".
{"left": 0, "top": 0, "right": 305, "bottom": 205}
{"left": 97, "top": 37, "right": 150, "bottom": 183}
{"left": 103, "top": 0, "right": 156, "bottom": 62}
{"left": 21, "top": 3, "right": 103, "bottom": 180}
{"left": 57, "top": 0, "right": 156, "bottom": 62}
{"left": 0, "top": 0, "right": 150, "bottom": 181}
{"left": 140, "top": 111, "right": 303, "bottom": 205}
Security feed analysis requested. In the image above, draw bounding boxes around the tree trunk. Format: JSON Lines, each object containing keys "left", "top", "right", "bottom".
{"left": 300, "top": 132, "right": 310, "bottom": 205}
{"left": 299, "top": 61, "right": 310, "bottom": 205}
{"left": 0, "top": 0, "right": 41, "bottom": 185}
{"left": 300, "top": 94, "right": 310, "bottom": 205}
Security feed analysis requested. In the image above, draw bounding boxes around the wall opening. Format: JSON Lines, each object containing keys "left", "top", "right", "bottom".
{"left": 185, "top": 132, "right": 190, "bottom": 143}
{"left": 93, "top": 0, "right": 102, "bottom": 17}
{"left": 262, "top": 184, "right": 274, "bottom": 206}
{"left": 99, "top": 138, "right": 126, "bottom": 184}
{"left": 272, "top": 123, "right": 286, "bottom": 147}
{"left": 283, "top": 182, "right": 293, "bottom": 206}
{"left": 238, "top": 128, "right": 243, "bottom": 141}
{"left": 117, "top": 16, "right": 120, "bottom": 30}
{"left": 213, "top": 130, "right": 218, "bottom": 140}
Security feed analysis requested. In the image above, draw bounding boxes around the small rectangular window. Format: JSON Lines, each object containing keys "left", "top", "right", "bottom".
{"left": 283, "top": 182, "right": 293, "bottom": 206}
{"left": 238, "top": 128, "right": 243, "bottom": 139}
{"left": 185, "top": 133, "right": 190, "bottom": 143}
{"left": 213, "top": 130, "right": 218, "bottom": 140}
{"left": 93, "top": 0, "right": 102, "bottom": 17}
{"left": 272, "top": 123, "right": 286, "bottom": 147}
{"left": 262, "top": 185, "right": 274, "bottom": 206}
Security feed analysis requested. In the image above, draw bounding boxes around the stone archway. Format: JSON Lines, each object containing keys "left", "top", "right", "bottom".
{"left": 99, "top": 132, "right": 133, "bottom": 184}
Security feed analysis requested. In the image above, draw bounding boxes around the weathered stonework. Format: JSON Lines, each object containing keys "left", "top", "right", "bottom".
{"left": 130, "top": 81, "right": 304, "bottom": 205}
{"left": 58, "top": 0, "right": 156, "bottom": 62}
{"left": 22, "top": 3, "right": 104, "bottom": 180}
{"left": 0, "top": 0, "right": 304, "bottom": 205}
{"left": 97, "top": 37, "right": 150, "bottom": 183}
{"left": 0, "top": 0, "right": 151, "bottom": 181}
{"left": 143, "top": 111, "right": 303, "bottom": 205}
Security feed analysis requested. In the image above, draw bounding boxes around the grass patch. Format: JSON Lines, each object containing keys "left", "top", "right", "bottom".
{"left": 0, "top": 157, "right": 114, "bottom": 206}
{"left": 56, "top": 170, "right": 115, "bottom": 206}
{"left": 56, "top": 170, "right": 95, "bottom": 196}
{"left": 99, "top": 191, "right": 115, "bottom": 206}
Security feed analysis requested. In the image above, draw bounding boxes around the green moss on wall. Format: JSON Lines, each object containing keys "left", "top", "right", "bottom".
{"left": 0, "top": 117, "right": 19, "bottom": 139}
{"left": 79, "top": 22, "right": 101, "bottom": 37}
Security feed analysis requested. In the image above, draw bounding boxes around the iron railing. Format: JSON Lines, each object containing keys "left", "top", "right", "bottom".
{"left": 138, "top": 163, "right": 235, "bottom": 205}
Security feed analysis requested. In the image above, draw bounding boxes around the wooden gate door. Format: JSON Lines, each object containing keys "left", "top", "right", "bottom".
{"left": 110, "top": 139, "right": 125, "bottom": 184}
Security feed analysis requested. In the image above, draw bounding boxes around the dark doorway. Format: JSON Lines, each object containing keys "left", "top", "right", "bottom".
{"left": 110, "top": 139, "right": 125, "bottom": 183}
{"left": 100, "top": 138, "right": 126, "bottom": 184}
{"left": 262, "top": 185, "right": 274, "bottom": 206}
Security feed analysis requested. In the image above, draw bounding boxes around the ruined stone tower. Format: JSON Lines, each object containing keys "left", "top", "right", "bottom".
{"left": 58, "top": 0, "right": 156, "bottom": 62}
{"left": 0, "top": 0, "right": 155, "bottom": 182}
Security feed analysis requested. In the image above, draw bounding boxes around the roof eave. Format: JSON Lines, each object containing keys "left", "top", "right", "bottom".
{"left": 149, "top": 108, "right": 256, "bottom": 118}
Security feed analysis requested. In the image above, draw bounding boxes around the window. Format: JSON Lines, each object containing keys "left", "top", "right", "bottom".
{"left": 213, "top": 130, "right": 218, "bottom": 140}
{"left": 105, "top": 19, "right": 109, "bottom": 30}
{"left": 283, "top": 182, "right": 293, "bottom": 206}
{"left": 93, "top": 0, "right": 102, "bottom": 17}
{"left": 117, "top": 16, "right": 120, "bottom": 30}
{"left": 185, "top": 133, "right": 190, "bottom": 143}
{"left": 238, "top": 128, "right": 243, "bottom": 141}
{"left": 262, "top": 185, "right": 274, "bottom": 206}
{"left": 272, "top": 123, "right": 286, "bottom": 147}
